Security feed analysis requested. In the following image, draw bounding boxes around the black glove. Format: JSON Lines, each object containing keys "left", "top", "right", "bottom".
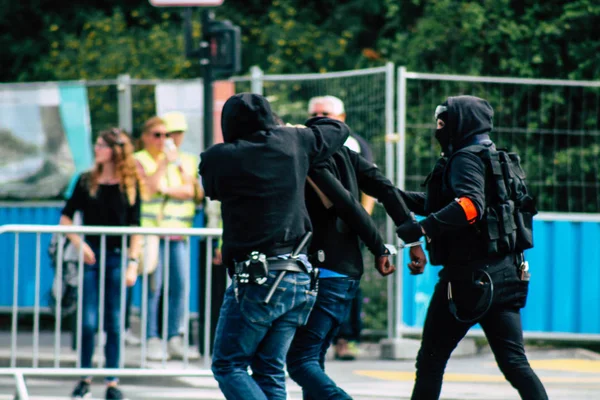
{"left": 396, "top": 218, "right": 423, "bottom": 244}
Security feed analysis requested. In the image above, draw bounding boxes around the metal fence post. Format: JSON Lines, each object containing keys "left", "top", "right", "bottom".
{"left": 384, "top": 61, "right": 396, "bottom": 340}
{"left": 33, "top": 233, "right": 42, "bottom": 368}
{"left": 117, "top": 74, "right": 133, "bottom": 134}
{"left": 14, "top": 371, "right": 29, "bottom": 400}
{"left": 250, "top": 66, "right": 264, "bottom": 95}
{"left": 395, "top": 66, "right": 408, "bottom": 339}
{"left": 11, "top": 234, "right": 20, "bottom": 368}
{"left": 203, "top": 238, "right": 213, "bottom": 369}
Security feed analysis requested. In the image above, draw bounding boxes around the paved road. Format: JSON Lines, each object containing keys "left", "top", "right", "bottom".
{"left": 1, "top": 346, "right": 600, "bottom": 399}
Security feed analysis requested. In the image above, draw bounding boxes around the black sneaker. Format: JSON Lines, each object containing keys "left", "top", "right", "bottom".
{"left": 71, "top": 380, "right": 91, "bottom": 399}
{"left": 106, "top": 386, "right": 125, "bottom": 399}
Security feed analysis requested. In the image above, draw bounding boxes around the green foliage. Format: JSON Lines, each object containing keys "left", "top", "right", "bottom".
{"left": 4, "top": 1, "right": 599, "bottom": 81}
{"left": 5, "top": 0, "right": 599, "bottom": 81}
{"left": 377, "top": 0, "right": 599, "bottom": 80}
{"left": 37, "top": 9, "right": 202, "bottom": 133}
{"left": 41, "top": 10, "right": 197, "bottom": 80}
{"left": 216, "top": 0, "right": 367, "bottom": 73}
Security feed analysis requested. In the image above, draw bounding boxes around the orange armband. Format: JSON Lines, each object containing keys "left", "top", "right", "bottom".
{"left": 455, "top": 197, "right": 478, "bottom": 224}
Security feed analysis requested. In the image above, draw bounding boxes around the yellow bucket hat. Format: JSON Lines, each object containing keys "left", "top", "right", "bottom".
{"left": 162, "top": 111, "right": 188, "bottom": 133}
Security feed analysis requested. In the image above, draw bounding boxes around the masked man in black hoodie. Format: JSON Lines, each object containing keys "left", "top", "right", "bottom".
{"left": 199, "top": 93, "right": 350, "bottom": 400}
{"left": 395, "top": 95, "right": 548, "bottom": 399}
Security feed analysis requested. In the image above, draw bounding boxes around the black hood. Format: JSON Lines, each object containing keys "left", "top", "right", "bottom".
{"left": 438, "top": 95, "right": 493, "bottom": 154}
{"left": 221, "top": 93, "right": 278, "bottom": 142}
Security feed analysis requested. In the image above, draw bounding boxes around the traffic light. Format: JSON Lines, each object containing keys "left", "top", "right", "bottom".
{"left": 208, "top": 20, "right": 241, "bottom": 78}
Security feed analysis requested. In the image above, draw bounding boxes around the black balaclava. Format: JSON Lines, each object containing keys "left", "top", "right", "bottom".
{"left": 434, "top": 101, "right": 451, "bottom": 156}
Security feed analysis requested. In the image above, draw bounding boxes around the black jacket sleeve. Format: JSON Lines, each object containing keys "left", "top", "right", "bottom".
{"left": 348, "top": 150, "right": 412, "bottom": 226}
{"left": 420, "top": 152, "right": 486, "bottom": 237}
{"left": 308, "top": 165, "right": 387, "bottom": 257}
{"left": 398, "top": 191, "right": 427, "bottom": 216}
{"left": 303, "top": 117, "right": 350, "bottom": 165}
{"left": 199, "top": 151, "right": 220, "bottom": 200}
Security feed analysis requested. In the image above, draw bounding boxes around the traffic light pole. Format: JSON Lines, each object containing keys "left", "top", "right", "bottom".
{"left": 201, "top": 9, "right": 214, "bottom": 151}
{"left": 183, "top": 5, "right": 239, "bottom": 356}
{"left": 184, "top": 7, "right": 219, "bottom": 354}
{"left": 185, "top": 7, "right": 214, "bottom": 150}
{"left": 199, "top": 8, "right": 220, "bottom": 357}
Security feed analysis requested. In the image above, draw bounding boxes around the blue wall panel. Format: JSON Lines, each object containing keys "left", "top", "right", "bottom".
{"left": 0, "top": 203, "right": 62, "bottom": 310}
{"left": 402, "top": 218, "right": 600, "bottom": 335}
{"left": 580, "top": 223, "right": 600, "bottom": 333}
{"left": 522, "top": 220, "right": 550, "bottom": 331}
{"left": 551, "top": 222, "right": 576, "bottom": 332}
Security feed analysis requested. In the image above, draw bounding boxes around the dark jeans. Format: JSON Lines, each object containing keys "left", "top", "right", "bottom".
{"left": 411, "top": 258, "right": 548, "bottom": 400}
{"left": 334, "top": 285, "right": 362, "bottom": 343}
{"left": 287, "top": 278, "right": 360, "bottom": 400}
{"left": 147, "top": 239, "right": 187, "bottom": 339}
{"left": 81, "top": 248, "right": 123, "bottom": 383}
{"left": 212, "top": 272, "right": 316, "bottom": 400}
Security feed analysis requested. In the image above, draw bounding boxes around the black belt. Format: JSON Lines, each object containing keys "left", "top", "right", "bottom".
{"left": 266, "top": 259, "right": 307, "bottom": 273}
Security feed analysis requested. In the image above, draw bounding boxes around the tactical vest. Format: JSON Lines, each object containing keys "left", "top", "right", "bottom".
{"left": 134, "top": 150, "right": 198, "bottom": 229}
{"left": 424, "top": 145, "right": 536, "bottom": 265}
{"left": 464, "top": 145, "right": 536, "bottom": 255}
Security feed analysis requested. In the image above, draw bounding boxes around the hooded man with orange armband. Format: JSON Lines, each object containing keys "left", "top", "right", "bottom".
{"left": 395, "top": 95, "right": 548, "bottom": 400}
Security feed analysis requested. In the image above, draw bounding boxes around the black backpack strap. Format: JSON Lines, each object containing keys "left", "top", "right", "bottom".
{"left": 487, "top": 151, "right": 510, "bottom": 203}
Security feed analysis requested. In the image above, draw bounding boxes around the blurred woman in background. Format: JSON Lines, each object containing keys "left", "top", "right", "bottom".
{"left": 134, "top": 116, "right": 197, "bottom": 361}
{"left": 60, "top": 128, "right": 142, "bottom": 400}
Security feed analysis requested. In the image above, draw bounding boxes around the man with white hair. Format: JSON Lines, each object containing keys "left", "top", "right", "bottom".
{"left": 308, "top": 96, "right": 375, "bottom": 178}
{"left": 307, "top": 95, "right": 376, "bottom": 361}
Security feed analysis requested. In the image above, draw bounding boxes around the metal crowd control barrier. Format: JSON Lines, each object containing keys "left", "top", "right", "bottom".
{"left": 0, "top": 224, "right": 222, "bottom": 400}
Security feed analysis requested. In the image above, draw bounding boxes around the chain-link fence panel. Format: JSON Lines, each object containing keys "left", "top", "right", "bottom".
{"left": 399, "top": 71, "right": 600, "bottom": 213}
{"left": 244, "top": 67, "right": 395, "bottom": 334}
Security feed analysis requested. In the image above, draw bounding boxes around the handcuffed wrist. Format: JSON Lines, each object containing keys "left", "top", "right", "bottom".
{"left": 396, "top": 218, "right": 423, "bottom": 244}
{"left": 401, "top": 240, "right": 424, "bottom": 248}
{"left": 380, "top": 247, "right": 391, "bottom": 257}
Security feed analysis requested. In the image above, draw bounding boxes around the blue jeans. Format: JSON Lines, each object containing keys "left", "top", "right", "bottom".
{"left": 81, "top": 248, "right": 123, "bottom": 382}
{"left": 212, "top": 272, "right": 317, "bottom": 400}
{"left": 147, "top": 239, "right": 187, "bottom": 339}
{"left": 287, "top": 278, "right": 360, "bottom": 400}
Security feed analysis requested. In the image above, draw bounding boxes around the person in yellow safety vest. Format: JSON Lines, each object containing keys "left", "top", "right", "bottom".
{"left": 134, "top": 115, "right": 201, "bottom": 361}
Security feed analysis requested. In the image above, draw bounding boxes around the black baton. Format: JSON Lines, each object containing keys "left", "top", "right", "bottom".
{"left": 263, "top": 232, "right": 313, "bottom": 305}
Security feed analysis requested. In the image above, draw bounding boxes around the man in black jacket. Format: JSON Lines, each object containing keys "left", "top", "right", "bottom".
{"left": 200, "top": 93, "right": 350, "bottom": 400}
{"left": 308, "top": 95, "right": 378, "bottom": 361}
{"left": 286, "top": 143, "right": 427, "bottom": 399}
{"left": 396, "top": 95, "right": 548, "bottom": 400}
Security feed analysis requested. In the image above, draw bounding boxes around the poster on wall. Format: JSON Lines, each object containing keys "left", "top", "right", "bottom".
{"left": 155, "top": 80, "right": 204, "bottom": 156}
{"left": 0, "top": 84, "right": 93, "bottom": 200}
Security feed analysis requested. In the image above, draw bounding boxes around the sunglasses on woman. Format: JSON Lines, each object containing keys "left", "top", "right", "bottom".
{"left": 153, "top": 132, "right": 171, "bottom": 139}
